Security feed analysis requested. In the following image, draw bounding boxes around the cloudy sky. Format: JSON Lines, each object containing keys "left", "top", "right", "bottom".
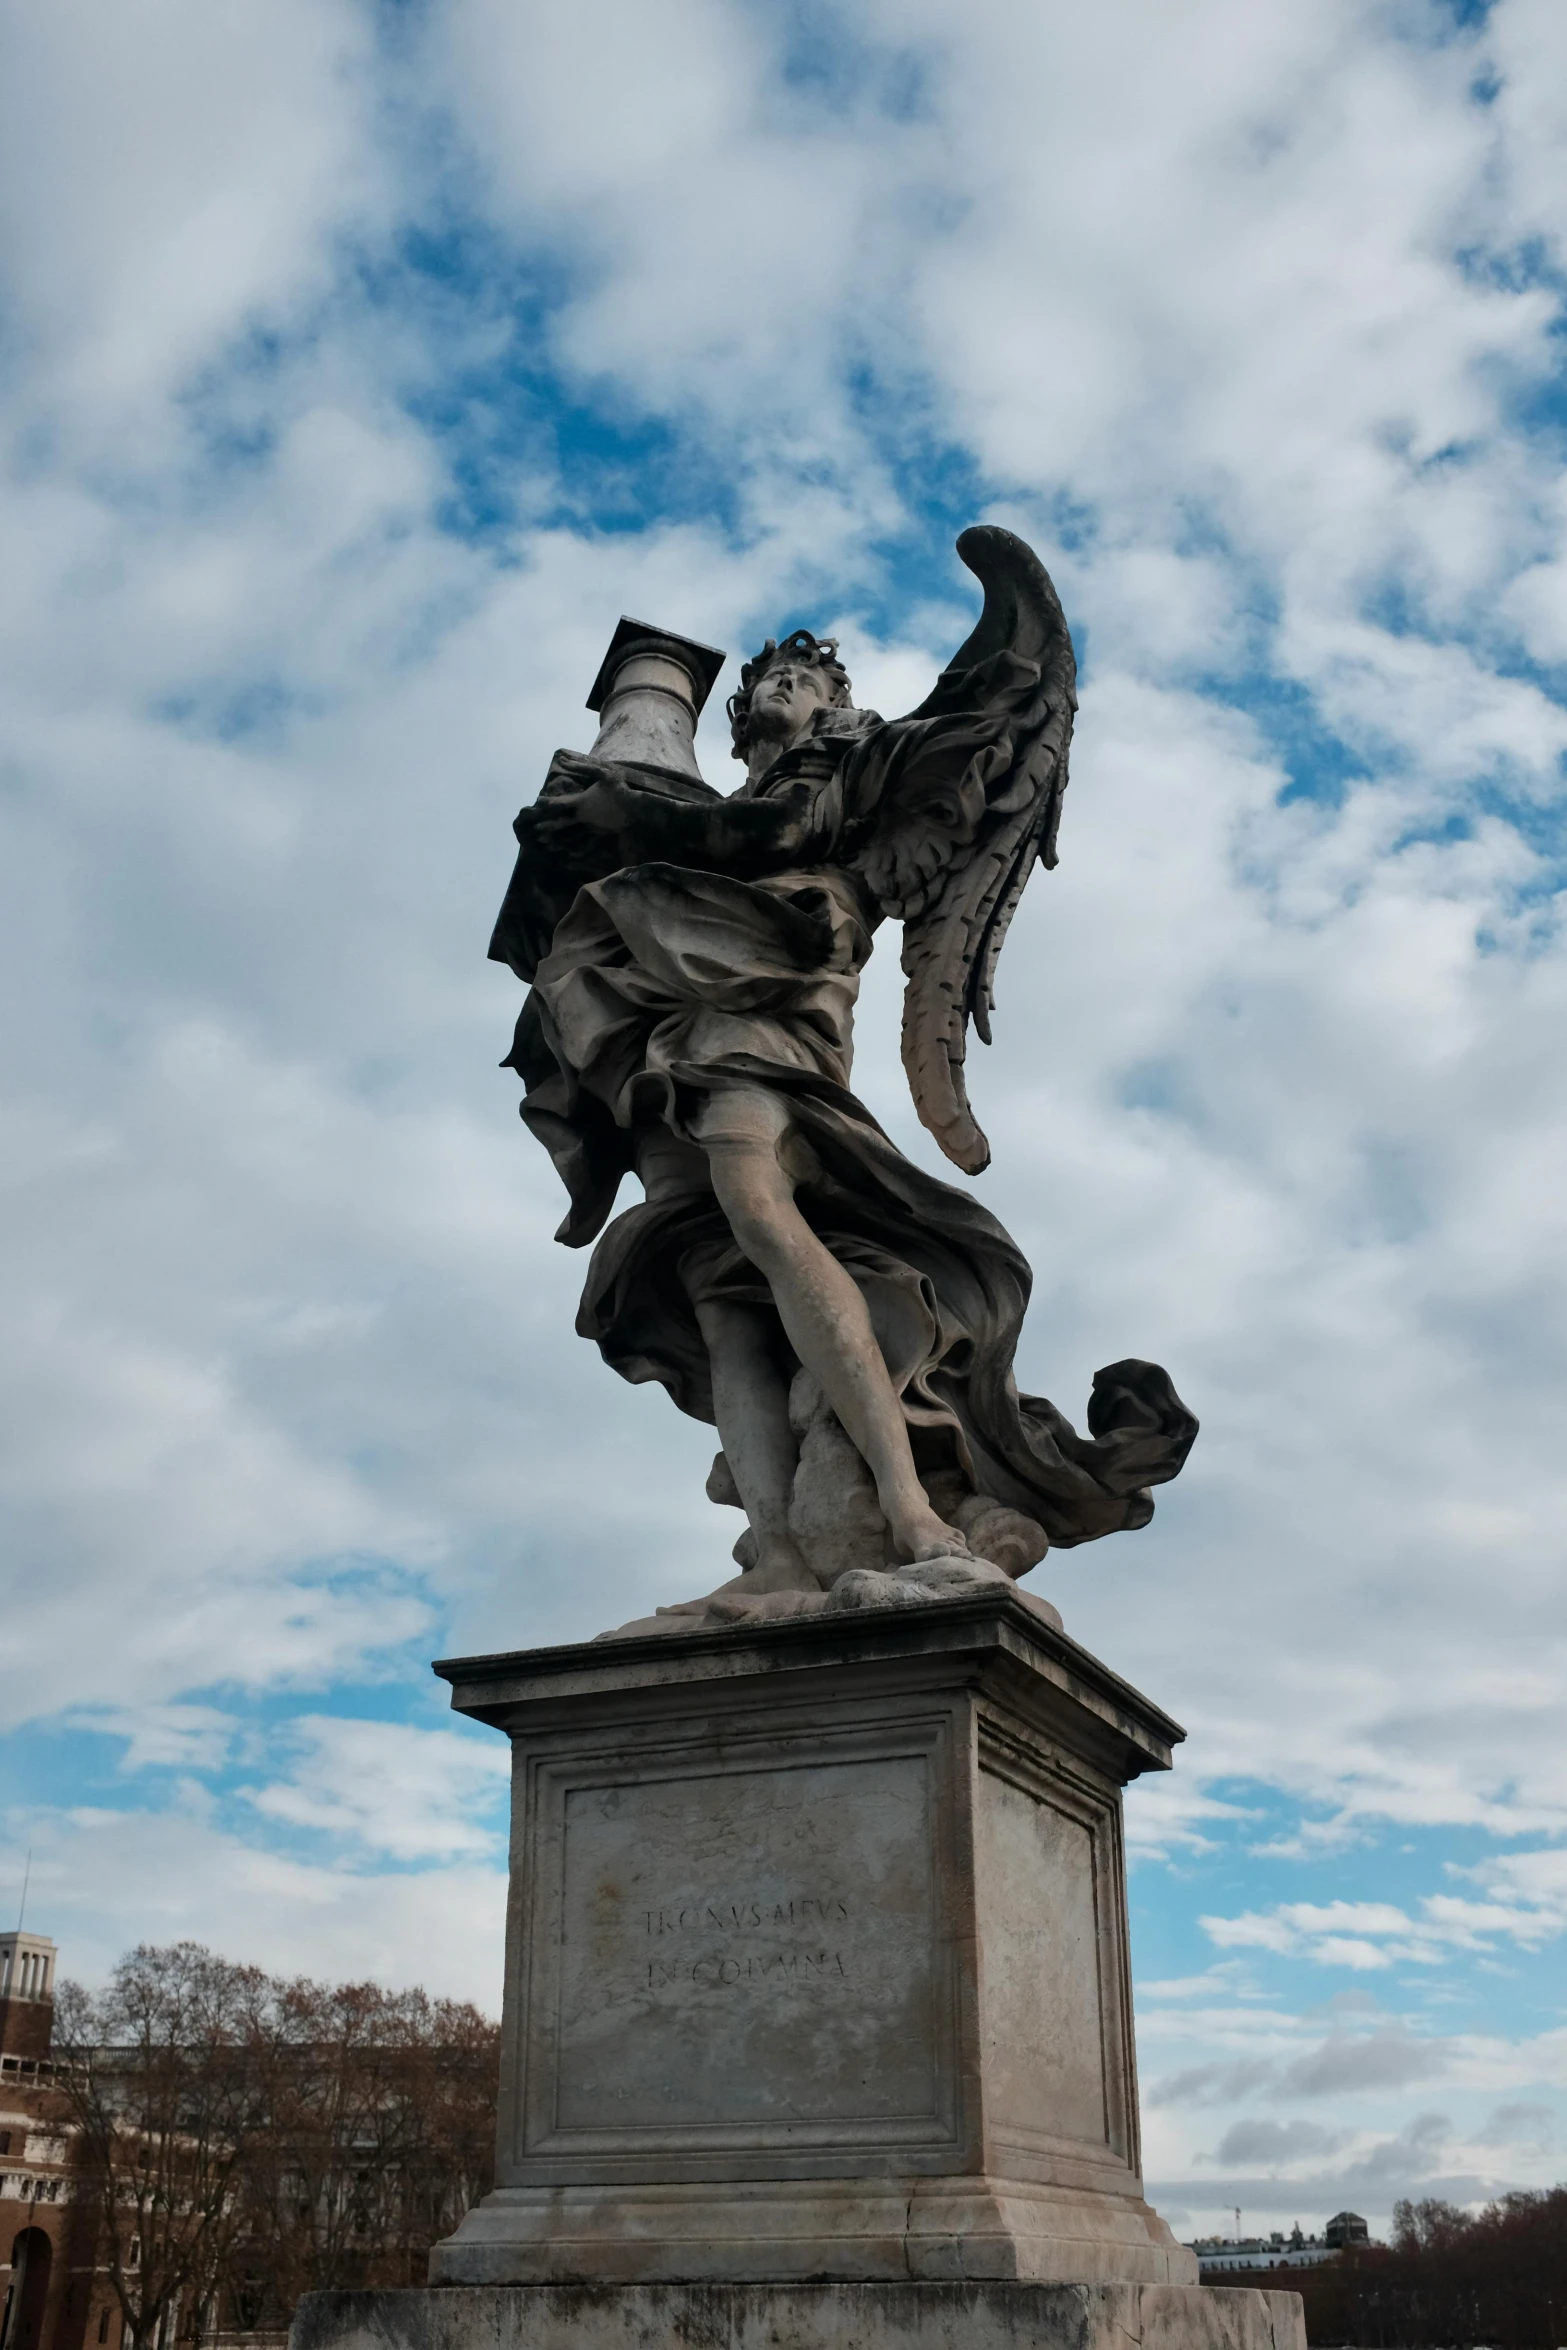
{"left": 4, "top": 0, "right": 1566, "bottom": 2244}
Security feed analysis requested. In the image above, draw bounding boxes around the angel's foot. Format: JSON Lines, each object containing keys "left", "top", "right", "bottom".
{"left": 657, "top": 1536, "right": 821, "bottom": 1618}
{"left": 749, "top": 1534, "right": 823, "bottom": 1592}
{"left": 890, "top": 1507, "right": 974, "bottom": 1565}
{"left": 706, "top": 1588, "right": 825, "bottom": 1625}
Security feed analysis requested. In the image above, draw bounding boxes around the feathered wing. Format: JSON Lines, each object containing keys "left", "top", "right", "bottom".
{"left": 857, "top": 526, "right": 1077, "bottom": 1176}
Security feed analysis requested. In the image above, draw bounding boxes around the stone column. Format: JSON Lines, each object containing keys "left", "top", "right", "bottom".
{"left": 584, "top": 619, "right": 726, "bottom": 779}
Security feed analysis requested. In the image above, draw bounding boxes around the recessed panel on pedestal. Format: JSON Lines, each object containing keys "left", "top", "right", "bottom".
{"left": 514, "top": 1719, "right": 962, "bottom": 2168}
{"left": 976, "top": 1758, "right": 1124, "bottom": 2162}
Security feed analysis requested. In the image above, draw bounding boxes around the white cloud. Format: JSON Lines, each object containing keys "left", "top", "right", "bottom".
{"left": 0, "top": 1261, "right": 436, "bottom": 1728}
{"left": 1138, "top": 2001, "right": 1567, "bottom": 2231}
{"left": 1477, "top": 2101, "right": 1555, "bottom": 2155}
{"left": 241, "top": 1715, "right": 509, "bottom": 1862}
{"left": 0, "top": 1806, "right": 505, "bottom": 2007}
{"left": 63, "top": 1705, "right": 239, "bottom": 1775}
{"left": 1202, "top": 1882, "right": 1567, "bottom": 1969}
{"left": 1281, "top": 2024, "right": 1455, "bottom": 2099}
{"left": 0, "top": 0, "right": 387, "bottom": 439}
{"left": 1208, "top": 2116, "right": 1350, "bottom": 2169}
{"left": 1124, "top": 1775, "right": 1260, "bottom": 1860}
{"left": 0, "top": 0, "right": 1563, "bottom": 2113}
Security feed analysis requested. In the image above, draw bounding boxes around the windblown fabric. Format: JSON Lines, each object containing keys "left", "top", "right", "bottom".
{"left": 504, "top": 804, "right": 1196, "bottom": 1546}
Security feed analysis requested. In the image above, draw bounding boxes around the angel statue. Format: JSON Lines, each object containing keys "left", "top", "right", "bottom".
{"left": 489, "top": 526, "right": 1196, "bottom": 1634}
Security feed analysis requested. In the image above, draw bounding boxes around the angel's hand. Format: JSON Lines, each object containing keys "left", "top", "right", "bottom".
{"left": 525, "top": 775, "right": 637, "bottom": 867}
{"left": 533, "top": 775, "right": 631, "bottom": 835}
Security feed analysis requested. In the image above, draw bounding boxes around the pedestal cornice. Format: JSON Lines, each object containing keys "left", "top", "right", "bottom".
{"left": 433, "top": 1588, "right": 1183, "bottom": 1786}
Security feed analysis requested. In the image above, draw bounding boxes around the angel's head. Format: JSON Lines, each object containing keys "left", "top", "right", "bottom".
{"left": 728, "top": 629, "right": 852, "bottom": 764}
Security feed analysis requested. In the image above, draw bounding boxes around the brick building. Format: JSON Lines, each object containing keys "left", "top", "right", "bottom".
{"left": 0, "top": 1932, "right": 120, "bottom": 2350}
{"left": 2, "top": 1928, "right": 496, "bottom": 2350}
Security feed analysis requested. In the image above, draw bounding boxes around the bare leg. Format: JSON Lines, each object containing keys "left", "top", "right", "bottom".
{"left": 633, "top": 1117, "right": 819, "bottom": 1618}
{"left": 696, "top": 1092, "right": 969, "bottom": 1564}
{"left": 693, "top": 1298, "right": 817, "bottom": 1594}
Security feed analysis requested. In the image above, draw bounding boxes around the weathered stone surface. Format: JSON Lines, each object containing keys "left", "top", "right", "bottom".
{"left": 583, "top": 621, "right": 725, "bottom": 782}
{"left": 429, "top": 2180, "right": 1194, "bottom": 2289}
{"left": 489, "top": 527, "right": 1198, "bottom": 1633}
{"left": 550, "top": 1748, "right": 934, "bottom": 2135}
{"left": 292, "top": 2280, "right": 1306, "bottom": 2350}
{"left": 427, "top": 1593, "right": 1193, "bottom": 2288}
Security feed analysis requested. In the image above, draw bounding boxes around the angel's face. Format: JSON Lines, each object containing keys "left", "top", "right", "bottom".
{"left": 747, "top": 659, "right": 838, "bottom": 747}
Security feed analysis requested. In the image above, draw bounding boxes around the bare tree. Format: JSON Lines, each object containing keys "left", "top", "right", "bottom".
{"left": 227, "top": 1979, "right": 497, "bottom": 2319}
{"left": 53, "top": 1945, "right": 277, "bottom": 2350}
{"left": 51, "top": 1945, "right": 499, "bottom": 2341}
{"left": 1230, "top": 2187, "right": 1567, "bottom": 2347}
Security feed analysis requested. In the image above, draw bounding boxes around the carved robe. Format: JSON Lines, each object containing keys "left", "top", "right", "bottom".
{"left": 492, "top": 730, "right": 1195, "bottom": 1549}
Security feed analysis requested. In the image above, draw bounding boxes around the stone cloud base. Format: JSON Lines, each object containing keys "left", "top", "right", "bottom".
{"left": 291, "top": 2282, "right": 1306, "bottom": 2350}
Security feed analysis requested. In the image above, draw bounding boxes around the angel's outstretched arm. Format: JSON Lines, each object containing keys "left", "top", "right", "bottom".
{"left": 488, "top": 753, "right": 838, "bottom": 983}
{"left": 524, "top": 753, "right": 835, "bottom": 879}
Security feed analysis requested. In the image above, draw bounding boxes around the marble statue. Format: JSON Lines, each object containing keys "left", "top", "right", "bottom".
{"left": 489, "top": 527, "right": 1196, "bottom": 1631}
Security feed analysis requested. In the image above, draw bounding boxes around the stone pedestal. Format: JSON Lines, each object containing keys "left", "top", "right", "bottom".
{"left": 432, "top": 1592, "right": 1197, "bottom": 2289}
{"left": 290, "top": 1594, "right": 1305, "bottom": 2350}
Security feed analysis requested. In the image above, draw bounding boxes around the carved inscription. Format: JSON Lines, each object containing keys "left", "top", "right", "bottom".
{"left": 644, "top": 1898, "right": 850, "bottom": 1933}
{"left": 541, "top": 1751, "right": 941, "bottom": 2136}
{"left": 641, "top": 1897, "right": 850, "bottom": 1987}
{"left": 647, "top": 1948, "right": 848, "bottom": 1988}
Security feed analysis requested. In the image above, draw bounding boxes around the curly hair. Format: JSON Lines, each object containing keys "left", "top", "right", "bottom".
{"left": 727, "top": 628, "right": 853, "bottom": 760}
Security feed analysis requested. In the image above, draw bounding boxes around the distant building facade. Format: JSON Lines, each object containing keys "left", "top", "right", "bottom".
{"left": 3, "top": 1929, "right": 497, "bottom": 2350}
{"left": 0, "top": 1933, "right": 120, "bottom": 2350}
{"left": 1188, "top": 2217, "right": 1368, "bottom": 2275}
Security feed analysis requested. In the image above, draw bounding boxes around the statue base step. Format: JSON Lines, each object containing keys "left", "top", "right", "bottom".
{"left": 292, "top": 2281, "right": 1305, "bottom": 2350}
{"left": 428, "top": 2176, "right": 1194, "bottom": 2287}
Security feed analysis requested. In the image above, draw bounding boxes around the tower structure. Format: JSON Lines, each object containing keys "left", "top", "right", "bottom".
{"left": 0, "top": 1936, "right": 57, "bottom": 2068}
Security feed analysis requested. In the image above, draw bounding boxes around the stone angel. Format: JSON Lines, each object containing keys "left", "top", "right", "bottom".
{"left": 489, "top": 527, "right": 1196, "bottom": 1630}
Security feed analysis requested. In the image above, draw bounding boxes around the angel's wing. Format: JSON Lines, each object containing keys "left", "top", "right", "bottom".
{"left": 857, "top": 526, "right": 1077, "bottom": 1176}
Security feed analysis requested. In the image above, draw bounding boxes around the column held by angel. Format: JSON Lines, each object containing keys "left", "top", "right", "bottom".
{"left": 489, "top": 527, "right": 1196, "bottom": 1634}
